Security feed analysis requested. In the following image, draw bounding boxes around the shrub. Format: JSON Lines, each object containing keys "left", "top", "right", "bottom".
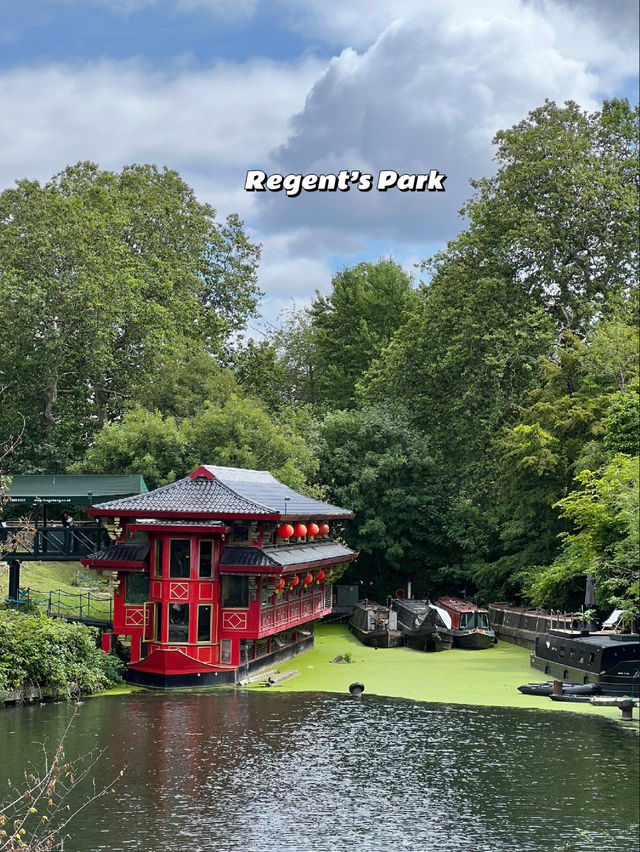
{"left": 0, "top": 609, "right": 124, "bottom": 697}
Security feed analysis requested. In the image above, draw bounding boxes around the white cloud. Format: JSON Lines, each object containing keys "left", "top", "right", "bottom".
{"left": 1, "top": 0, "right": 636, "bottom": 328}
{"left": 254, "top": 3, "right": 605, "bottom": 246}
{"left": 0, "top": 55, "right": 324, "bottom": 221}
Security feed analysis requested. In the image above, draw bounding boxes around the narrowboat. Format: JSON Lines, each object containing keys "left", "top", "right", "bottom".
{"left": 391, "top": 598, "right": 454, "bottom": 651}
{"left": 348, "top": 601, "right": 404, "bottom": 648}
{"left": 436, "top": 597, "right": 496, "bottom": 649}
{"left": 530, "top": 632, "right": 640, "bottom": 697}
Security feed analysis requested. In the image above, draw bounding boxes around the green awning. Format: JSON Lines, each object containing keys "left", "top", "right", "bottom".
{"left": 5, "top": 475, "right": 148, "bottom": 506}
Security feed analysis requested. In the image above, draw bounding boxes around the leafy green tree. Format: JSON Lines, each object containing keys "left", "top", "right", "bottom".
{"left": 0, "top": 162, "right": 260, "bottom": 472}
{"left": 603, "top": 388, "right": 640, "bottom": 455}
{"left": 309, "top": 260, "right": 416, "bottom": 409}
{"left": 316, "top": 405, "right": 463, "bottom": 598}
{"left": 526, "top": 454, "right": 639, "bottom": 617}
{"left": 186, "top": 395, "right": 318, "bottom": 492}
{"left": 459, "top": 99, "right": 638, "bottom": 332}
{"left": 74, "top": 407, "right": 189, "bottom": 490}
{"left": 76, "top": 393, "right": 319, "bottom": 493}
{"left": 265, "top": 260, "right": 416, "bottom": 411}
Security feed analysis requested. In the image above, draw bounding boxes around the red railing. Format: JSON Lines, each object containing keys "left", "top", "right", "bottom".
{"left": 259, "top": 590, "right": 328, "bottom": 631}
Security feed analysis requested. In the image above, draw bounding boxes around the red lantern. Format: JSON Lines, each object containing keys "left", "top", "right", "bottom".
{"left": 293, "top": 523, "right": 307, "bottom": 538}
{"left": 315, "top": 569, "right": 325, "bottom": 584}
{"left": 318, "top": 523, "right": 330, "bottom": 536}
{"left": 275, "top": 578, "right": 285, "bottom": 592}
{"left": 303, "top": 573, "right": 313, "bottom": 586}
{"left": 289, "top": 575, "right": 299, "bottom": 588}
{"left": 278, "top": 523, "right": 294, "bottom": 539}
{"left": 307, "top": 522, "right": 319, "bottom": 537}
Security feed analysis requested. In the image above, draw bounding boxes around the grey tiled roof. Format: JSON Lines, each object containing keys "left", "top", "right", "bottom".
{"left": 94, "top": 476, "right": 273, "bottom": 515}
{"left": 265, "top": 542, "right": 355, "bottom": 567}
{"left": 219, "top": 547, "right": 279, "bottom": 567}
{"left": 219, "top": 540, "right": 356, "bottom": 569}
{"left": 199, "top": 465, "right": 352, "bottom": 518}
{"left": 93, "top": 465, "right": 353, "bottom": 519}
{"left": 85, "top": 543, "right": 150, "bottom": 564}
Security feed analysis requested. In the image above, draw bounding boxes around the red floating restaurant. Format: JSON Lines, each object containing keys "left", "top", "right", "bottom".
{"left": 82, "top": 465, "right": 357, "bottom": 688}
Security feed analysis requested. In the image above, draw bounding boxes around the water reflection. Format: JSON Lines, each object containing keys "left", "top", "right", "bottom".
{"left": 0, "top": 693, "right": 637, "bottom": 852}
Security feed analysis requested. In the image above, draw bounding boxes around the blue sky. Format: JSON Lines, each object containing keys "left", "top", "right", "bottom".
{"left": 1, "top": 0, "right": 638, "bottom": 332}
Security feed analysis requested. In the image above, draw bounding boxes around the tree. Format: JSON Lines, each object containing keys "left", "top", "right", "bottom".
{"left": 316, "top": 405, "right": 463, "bottom": 599}
{"left": 0, "top": 162, "right": 261, "bottom": 472}
{"left": 362, "top": 99, "right": 638, "bottom": 600}
{"left": 309, "top": 260, "right": 417, "bottom": 409}
{"left": 526, "top": 454, "right": 639, "bottom": 617}
{"left": 459, "top": 99, "right": 638, "bottom": 333}
{"left": 76, "top": 393, "right": 319, "bottom": 493}
{"left": 265, "top": 260, "right": 417, "bottom": 411}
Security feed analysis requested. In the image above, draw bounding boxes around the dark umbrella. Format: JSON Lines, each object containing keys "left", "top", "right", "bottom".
{"left": 584, "top": 574, "right": 596, "bottom": 608}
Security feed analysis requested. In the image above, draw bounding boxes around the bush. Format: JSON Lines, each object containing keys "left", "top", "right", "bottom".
{"left": 0, "top": 609, "right": 124, "bottom": 697}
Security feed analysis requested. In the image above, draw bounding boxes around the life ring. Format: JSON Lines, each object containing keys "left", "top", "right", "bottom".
{"left": 395, "top": 588, "right": 406, "bottom": 599}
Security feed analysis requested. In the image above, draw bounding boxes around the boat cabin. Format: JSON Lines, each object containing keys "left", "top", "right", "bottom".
{"left": 82, "top": 465, "right": 357, "bottom": 688}
{"left": 437, "top": 597, "right": 491, "bottom": 631}
{"left": 531, "top": 632, "right": 640, "bottom": 696}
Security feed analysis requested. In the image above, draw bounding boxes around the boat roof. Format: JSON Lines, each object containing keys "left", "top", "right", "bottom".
{"left": 438, "top": 596, "right": 488, "bottom": 613}
{"left": 393, "top": 598, "right": 452, "bottom": 628}
{"left": 542, "top": 632, "right": 639, "bottom": 649}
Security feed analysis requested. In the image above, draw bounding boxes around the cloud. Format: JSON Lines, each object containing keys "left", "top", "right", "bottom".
{"left": 254, "top": 2, "right": 608, "bottom": 247}
{"left": 1, "top": 0, "right": 636, "bottom": 325}
{"left": 0, "top": 55, "right": 324, "bottom": 220}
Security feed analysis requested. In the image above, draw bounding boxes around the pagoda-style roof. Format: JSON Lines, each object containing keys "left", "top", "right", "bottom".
{"left": 90, "top": 465, "right": 354, "bottom": 521}
{"left": 82, "top": 542, "right": 149, "bottom": 570}
{"left": 219, "top": 541, "right": 357, "bottom": 574}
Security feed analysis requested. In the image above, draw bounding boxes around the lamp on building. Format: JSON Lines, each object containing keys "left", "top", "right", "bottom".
{"left": 302, "top": 573, "right": 313, "bottom": 586}
{"left": 278, "top": 523, "right": 294, "bottom": 539}
{"left": 293, "top": 523, "right": 307, "bottom": 538}
{"left": 318, "top": 523, "right": 330, "bottom": 536}
{"left": 307, "top": 522, "right": 319, "bottom": 537}
{"left": 315, "top": 570, "right": 325, "bottom": 584}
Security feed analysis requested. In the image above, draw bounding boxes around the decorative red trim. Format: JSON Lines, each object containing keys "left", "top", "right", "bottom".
{"left": 128, "top": 522, "right": 233, "bottom": 534}
{"left": 81, "top": 558, "right": 146, "bottom": 570}
{"left": 88, "top": 508, "right": 354, "bottom": 521}
{"left": 188, "top": 466, "right": 216, "bottom": 479}
{"left": 87, "top": 508, "right": 283, "bottom": 520}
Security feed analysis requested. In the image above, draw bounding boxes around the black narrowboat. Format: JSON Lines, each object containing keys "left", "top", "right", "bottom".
{"left": 530, "top": 632, "right": 640, "bottom": 697}
{"left": 349, "top": 601, "right": 404, "bottom": 648}
{"left": 391, "top": 598, "right": 454, "bottom": 651}
{"left": 436, "top": 597, "right": 496, "bottom": 649}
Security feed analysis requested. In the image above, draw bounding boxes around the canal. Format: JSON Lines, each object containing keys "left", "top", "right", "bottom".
{"left": 1, "top": 692, "right": 638, "bottom": 851}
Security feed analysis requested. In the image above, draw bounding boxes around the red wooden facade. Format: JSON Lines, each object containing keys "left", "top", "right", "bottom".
{"left": 83, "top": 465, "right": 356, "bottom": 687}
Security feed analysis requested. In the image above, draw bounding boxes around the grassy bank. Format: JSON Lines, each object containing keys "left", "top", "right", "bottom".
{"left": 263, "top": 624, "right": 637, "bottom": 722}
{"left": 1, "top": 560, "right": 86, "bottom": 597}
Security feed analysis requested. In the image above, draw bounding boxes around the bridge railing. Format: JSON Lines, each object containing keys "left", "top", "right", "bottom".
{"left": 0, "top": 522, "right": 108, "bottom": 560}
{"left": 10, "top": 587, "right": 113, "bottom": 625}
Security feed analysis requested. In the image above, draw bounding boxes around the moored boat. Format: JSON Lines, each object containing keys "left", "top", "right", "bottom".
{"left": 530, "top": 632, "right": 640, "bottom": 697}
{"left": 349, "top": 601, "right": 404, "bottom": 648}
{"left": 518, "top": 681, "right": 600, "bottom": 697}
{"left": 391, "top": 598, "right": 454, "bottom": 651}
{"left": 436, "top": 597, "right": 496, "bottom": 649}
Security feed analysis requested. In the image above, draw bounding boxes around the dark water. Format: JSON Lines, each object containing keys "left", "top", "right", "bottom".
{"left": 0, "top": 692, "right": 638, "bottom": 852}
